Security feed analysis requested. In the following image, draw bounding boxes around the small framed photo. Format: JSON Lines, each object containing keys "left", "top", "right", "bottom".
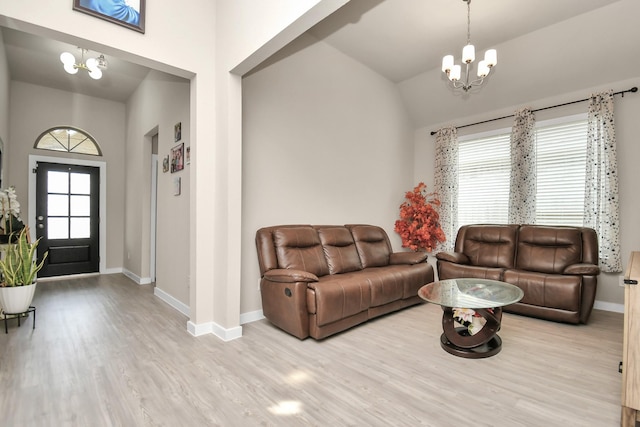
{"left": 162, "top": 155, "right": 169, "bottom": 173}
{"left": 186, "top": 145, "right": 191, "bottom": 165}
{"left": 174, "top": 122, "right": 182, "bottom": 142}
{"left": 171, "top": 143, "right": 184, "bottom": 173}
{"left": 73, "top": 0, "right": 146, "bottom": 33}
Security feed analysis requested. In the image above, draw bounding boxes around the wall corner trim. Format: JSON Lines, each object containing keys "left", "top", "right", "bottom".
{"left": 187, "top": 320, "right": 243, "bottom": 341}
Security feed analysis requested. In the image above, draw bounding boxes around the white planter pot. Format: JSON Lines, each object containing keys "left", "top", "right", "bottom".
{"left": 0, "top": 282, "right": 36, "bottom": 314}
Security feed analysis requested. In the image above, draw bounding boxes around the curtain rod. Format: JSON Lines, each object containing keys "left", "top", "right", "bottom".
{"left": 429, "top": 86, "right": 638, "bottom": 136}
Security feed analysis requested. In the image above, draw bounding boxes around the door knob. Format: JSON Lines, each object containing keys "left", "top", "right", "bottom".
{"left": 37, "top": 216, "right": 44, "bottom": 221}
{"left": 38, "top": 224, "right": 44, "bottom": 229}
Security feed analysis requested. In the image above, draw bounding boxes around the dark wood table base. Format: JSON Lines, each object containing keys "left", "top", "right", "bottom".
{"left": 440, "top": 307, "right": 503, "bottom": 359}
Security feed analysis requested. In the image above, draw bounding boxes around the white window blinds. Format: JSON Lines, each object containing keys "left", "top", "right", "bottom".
{"left": 458, "top": 133, "right": 511, "bottom": 226}
{"left": 535, "top": 119, "right": 587, "bottom": 226}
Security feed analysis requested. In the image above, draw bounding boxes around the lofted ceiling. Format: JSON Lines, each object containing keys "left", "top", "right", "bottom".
{"left": 2, "top": 0, "right": 635, "bottom": 128}
{"left": 308, "top": 0, "right": 620, "bottom": 83}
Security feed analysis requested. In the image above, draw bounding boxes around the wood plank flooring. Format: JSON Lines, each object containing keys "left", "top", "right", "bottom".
{"left": 0, "top": 274, "right": 625, "bottom": 426}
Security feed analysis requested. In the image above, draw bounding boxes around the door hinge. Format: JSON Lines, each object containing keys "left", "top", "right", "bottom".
{"left": 32, "top": 167, "right": 37, "bottom": 173}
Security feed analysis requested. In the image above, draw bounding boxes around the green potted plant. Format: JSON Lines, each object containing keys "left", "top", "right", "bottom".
{"left": 0, "top": 228, "right": 48, "bottom": 314}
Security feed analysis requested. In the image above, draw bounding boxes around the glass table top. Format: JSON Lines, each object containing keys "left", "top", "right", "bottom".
{"left": 418, "top": 278, "right": 524, "bottom": 309}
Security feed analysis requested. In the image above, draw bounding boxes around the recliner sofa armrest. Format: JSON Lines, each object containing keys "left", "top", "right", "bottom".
{"left": 563, "top": 263, "right": 600, "bottom": 275}
{"left": 263, "top": 269, "right": 319, "bottom": 283}
{"left": 390, "top": 252, "right": 428, "bottom": 265}
{"left": 436, "top": 251, "right": 470, "bottom": 264}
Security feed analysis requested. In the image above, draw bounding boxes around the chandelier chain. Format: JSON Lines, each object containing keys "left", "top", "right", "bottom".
{"left": 466, "top": 0, "right": 471, "bottom": 45}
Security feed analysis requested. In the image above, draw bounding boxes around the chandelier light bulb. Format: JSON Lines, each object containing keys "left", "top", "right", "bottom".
{"left": 442, "top": 55, "right": 454, "bottom": 73}
{"left": 61, "top": 52, "right": 79, "bottom": 75}
{"left": 484, "top": 49, "right": 497, "bottom": 67}
{"left": 450, "top": 64, "right": 461, "bottom": 81}
{"left": 64, "top": 64, "right": 78, "bottom": 75}
{"left": 462, "top": 44, "right": 475, "bottom": 64}
{"left": 88, "top": 68, "right": 103, "bottom": 80}
{"left": 477, "top": 60, "right": 489, "bottom": 78}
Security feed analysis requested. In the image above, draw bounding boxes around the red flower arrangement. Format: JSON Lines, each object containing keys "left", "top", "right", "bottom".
{"left": 394, "top": 182, "right": 446, "bottom": 252}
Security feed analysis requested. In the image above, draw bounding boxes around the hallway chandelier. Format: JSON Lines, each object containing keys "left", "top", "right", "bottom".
{"left": 60, "top": 48, "right": 107, "bottom": 80}
{"left": 441, "top": 0, "right": 497, "bottom": 92}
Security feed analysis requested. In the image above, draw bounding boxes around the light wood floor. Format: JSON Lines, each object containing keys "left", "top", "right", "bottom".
{"left": 0, "top": 274, "right": 625, "bottom": 426}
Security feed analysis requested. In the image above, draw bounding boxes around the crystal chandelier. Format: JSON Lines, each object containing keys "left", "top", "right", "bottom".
{"left": 441, "top": 0, "right": 497, "bottom": 92}
{"left": 60, "top": 48, "right": 107, "bottom": 80}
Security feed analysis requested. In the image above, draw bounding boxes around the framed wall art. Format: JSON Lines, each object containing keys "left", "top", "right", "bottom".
{"left": 174, "top": 122, "right": 182, "bottom": 142}
{"left": 162, "top": 155, "right": 169, "bottom": 173}
{"left": 171, "top": 143, "right": 184, "bottom": 173}
{"left": 73, "top": 0, "right": 146, "bottom": 33}
{"left": 186, "top": 145, "right": 191, "bottom": 165}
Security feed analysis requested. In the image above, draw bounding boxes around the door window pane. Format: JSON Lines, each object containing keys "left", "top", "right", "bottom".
{"left": 70, "top": 218, "right": 90, "bottom": 239}
{"left": 48, "top": 195, "right": 69, "bottom": 216}
{"left": 48, "top": 218, "right": 69, "bottom": 239}
{"left": 70, "top": 173, "right": 91, "bottom": 195}
{"left": 70, "top": 195, "right": 90, "bottom": 216}
{"left": 48, "top": 171, "right": 69, "bottom": 193}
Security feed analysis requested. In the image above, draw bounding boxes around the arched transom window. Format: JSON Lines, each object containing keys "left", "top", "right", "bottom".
{"left": 34, "top": 126, "right": 102, "bottom": 156}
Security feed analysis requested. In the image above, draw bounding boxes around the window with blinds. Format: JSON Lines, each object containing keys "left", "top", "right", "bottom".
{"left": 535, "top": 118, "right": 587, "bottom": 226}
{"left": 458, "top": 132, "right": 511, "bottom": 226}
{"left": 457, "top": 115, "right": 588, "bottom": 228}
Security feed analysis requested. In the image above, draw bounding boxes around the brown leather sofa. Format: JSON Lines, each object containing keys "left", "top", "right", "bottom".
{"left": 436, "top": 224, "right": 600, "bottom": 324}
{"left": 256, "top": 224, "right": 434, "bottom": 339}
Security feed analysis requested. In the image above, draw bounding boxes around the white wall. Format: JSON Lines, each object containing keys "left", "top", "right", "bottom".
{"left": 125, "top": 70, "right": 190, "bottom": 305}
{"left": 241, "top": 33, "right": 415, "bottom": 313}
{"left": 0, "top": 29, "right": 9, "bottom": 182}
{"left": 7, "top": 81, "right": 126, "bottom": 269}
{"left": 415, "top": 77, "right": 640, "bottom": 308}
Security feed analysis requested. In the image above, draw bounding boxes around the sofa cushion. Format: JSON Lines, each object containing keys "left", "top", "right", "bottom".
{"left": 307, "top": 275, "right": 370, "bottom": 326}
{"left": 274, "top": 227, "right": 329, "bottom": 277}
{"left": 348, "top": 225, "right": 391, "bottom": 268}
{"left": 516, "top": 226, "right": 581, "bottom": 274}
{"left": 317, "top": 226, "right": 362, "bottom": 274}
{"left": 437, "top": 261, "right": 504, "bottom": 281}
{"left": 503, "top": 269, "right": 581, "bottom": 312}
{"left": 457, "top": 224, "right": 518, "bottom": 268}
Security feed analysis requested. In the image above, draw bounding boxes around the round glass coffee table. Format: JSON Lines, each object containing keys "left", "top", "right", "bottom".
{"left": 418, "top": 278, "right": 524, "bottom": 358}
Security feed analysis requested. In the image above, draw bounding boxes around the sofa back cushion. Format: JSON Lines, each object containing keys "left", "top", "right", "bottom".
{"left": 456, "top": 224, "right": 519, "bottom": 268}
{"left": 516, "top": 225, "right": 582, "bottom": 274}
{"left": 273, "top": 227, "right": 330, "bottom": 277}
{"left": 317, "top": 226, "right": 363, "bottom": 274}
{"left": 347, "top": 224, "right": 391, "bottom": 268}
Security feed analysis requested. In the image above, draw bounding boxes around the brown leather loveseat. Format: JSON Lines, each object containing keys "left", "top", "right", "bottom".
{"left": 256, "top": 224, "right": 434, "bottom": 339}
{"left": 436, "top": 224, "right": 600, "bottom": 324}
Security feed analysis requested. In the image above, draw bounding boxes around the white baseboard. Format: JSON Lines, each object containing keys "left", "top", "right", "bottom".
{"left": 187, "top": 320, "right": 243, "bottom": 341}
{"left": 122, "top": 268, "right": 152, "bottom": 285}
{"left": 154, "top": 287, "right": 190, "bottom": 317}
{"left": 240, "top": 309, "right": 264, "bottom": 325}
{"left": 594, "top": 300, "right": 624, "bottom": 313}
{"left": 102, "top": 267, "right": 123, "bottom": 275}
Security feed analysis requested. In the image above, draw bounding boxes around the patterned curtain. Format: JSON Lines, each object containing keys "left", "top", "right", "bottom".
{"left": 508, "top": 108, "right": 536, "bottom": 224}
{"left": 584, "top": 91, "right": 622, "bottom": 272}
{"left": 434, "top": 126, "right": 458, "bottom": 251}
